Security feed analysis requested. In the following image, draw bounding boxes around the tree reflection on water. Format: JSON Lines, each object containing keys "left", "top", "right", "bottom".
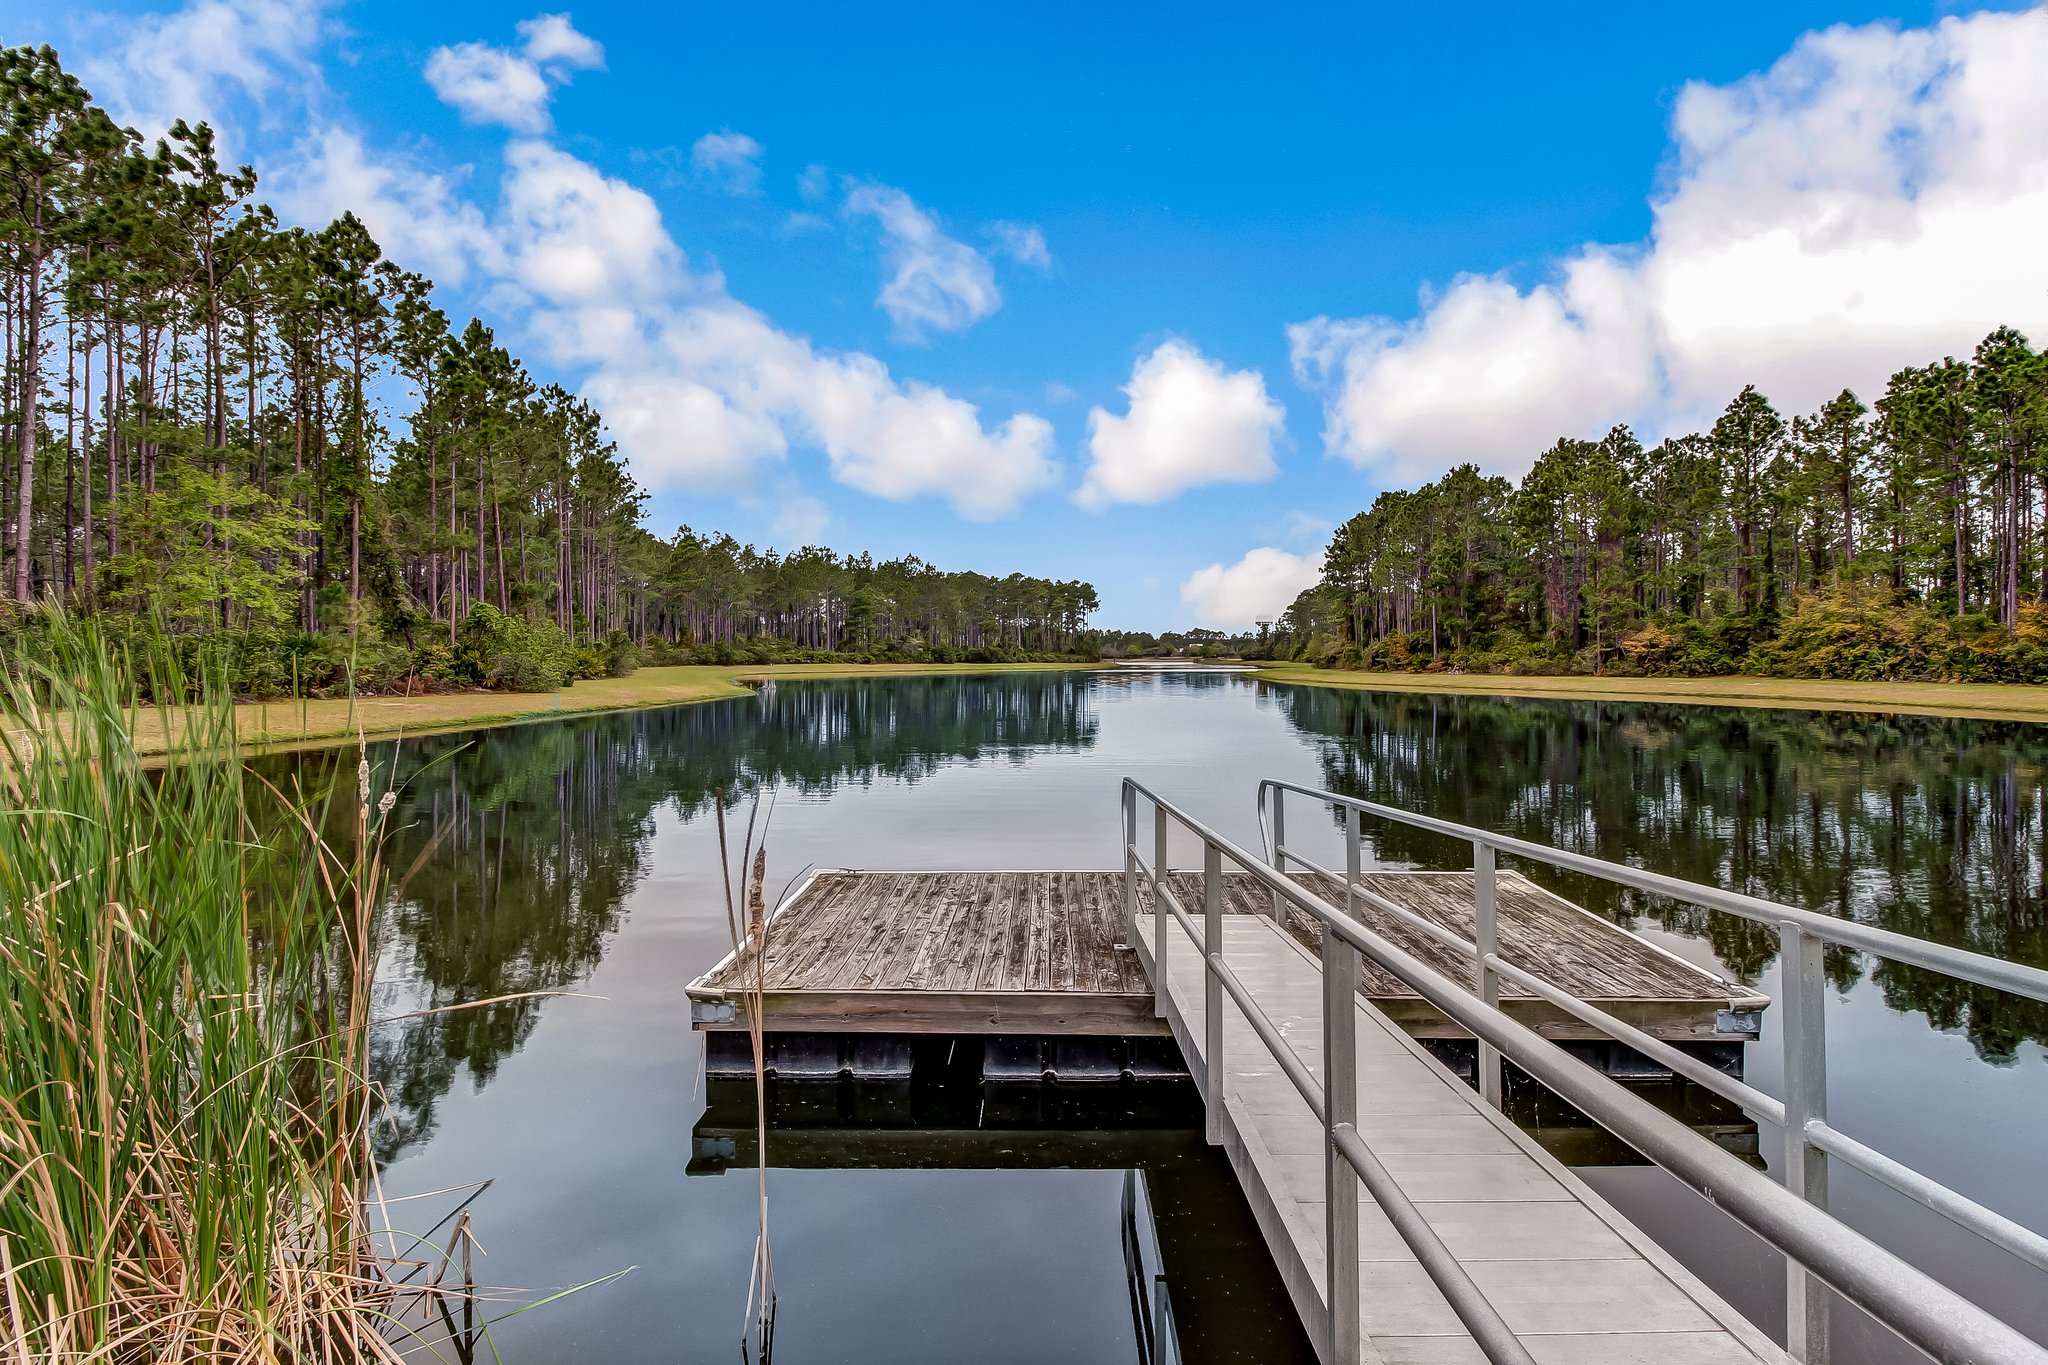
{"left": 1268, "top": 686, "right": 2048, "bottom": 1062}
{"left": 265, "top": 675, "right": 1102, "bottom": 1160}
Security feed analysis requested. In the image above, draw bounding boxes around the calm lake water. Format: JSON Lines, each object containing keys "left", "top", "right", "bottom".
{"left": 278, "top": 671, "right": 2048, "bottom": 1362}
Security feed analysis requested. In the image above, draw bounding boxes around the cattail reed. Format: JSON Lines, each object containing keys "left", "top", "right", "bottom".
{"left": 0, "top": 615, "right": 414, "bottom": 1361}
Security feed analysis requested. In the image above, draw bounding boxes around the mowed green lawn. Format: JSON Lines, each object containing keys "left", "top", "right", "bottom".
{"left": 1247, "top": 662, "right": 2048, "bottom": 723}
{"left": 126, "top": 661, "right": 1106, "bottom": 754}
{"left": 106, "top": 657, "right": 2048, "bottom": 756}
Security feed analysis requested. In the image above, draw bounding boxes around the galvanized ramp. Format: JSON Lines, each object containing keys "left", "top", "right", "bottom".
{"left": 1137, "top": 909, "right": 1785, "bottom": 1364}
{"left": 1132, "top": 778, "right": 2048, "bottom": 1365}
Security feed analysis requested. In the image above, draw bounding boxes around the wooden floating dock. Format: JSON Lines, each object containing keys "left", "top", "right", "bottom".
{"left": 1173, "top": 868, "right": 1768, "bottom": 1043}
{"left": 685, "top": 868, "right": 1765, "bottom": 1054}
{"left": 688, "top": 870, "right": 1162, "bottom": 1037}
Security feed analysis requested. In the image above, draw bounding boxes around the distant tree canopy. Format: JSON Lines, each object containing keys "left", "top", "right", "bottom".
{"left": 1268, "top": 335, "right": 2048, "bottom": 682}
{"left": 1097, "top": 627, "right": 1256, "bottom": 659}
{"left": 0, "top": 45, "right": 1099, "bottom": 691}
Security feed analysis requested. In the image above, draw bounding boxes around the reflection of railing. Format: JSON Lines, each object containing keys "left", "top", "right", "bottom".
{"left": 1258, "top": 778, "right": 2048, "bottom": 1363}
{"left": 1121, "top": 776, "right": 2048, "bottom": 1365}
{"left": 1119, "top": 1169, "right": 1179, "bottom": 1365}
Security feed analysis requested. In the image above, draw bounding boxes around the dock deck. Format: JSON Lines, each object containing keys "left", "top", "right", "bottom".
{"left": 684, "top": 868, "right": 1764, "bottom": 1048}
{"left": 688, "top": 869, "right": 1162, "bottom": 1035}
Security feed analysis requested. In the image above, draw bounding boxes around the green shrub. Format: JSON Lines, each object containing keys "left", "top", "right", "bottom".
{"left": 457, "top": 604, "right": 575, "bottom": 692}
{"left": 411, "top": 639, "right": 464, "bottom": 689}
{"left": 602, "top": 629, "right": 642, "bottom": 677}
{"left": 1752, "top": 586, "right": 1956, "bottom": 682}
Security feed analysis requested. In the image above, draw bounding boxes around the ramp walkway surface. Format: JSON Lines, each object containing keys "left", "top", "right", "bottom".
{"left": 1139, "top": 909, "right": 1788, "bottom": 1365}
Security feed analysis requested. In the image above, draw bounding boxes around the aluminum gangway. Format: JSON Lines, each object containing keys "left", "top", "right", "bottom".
{"left": 1121, "top": 777, "right": 2048, "bottom": 1365}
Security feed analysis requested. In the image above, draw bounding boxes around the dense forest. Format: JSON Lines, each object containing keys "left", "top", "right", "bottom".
{"left": 1269, "top": 330, "right": 2048, "bottom": 681}
{"left": 0, "top": 46, "right": 1099, "bottom": 694}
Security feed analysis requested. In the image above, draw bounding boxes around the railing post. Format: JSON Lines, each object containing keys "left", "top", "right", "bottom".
{"left": 1270, "top": 786, "right": 1287, "bottom": 923}
{"left": 1344, "top": 803, "right": 1362, "bottom": 919}
{"left": 1123, "top": 784, "right": 1139, "bottom": 946}
{"left": 1323, "top": 853, "right": 1363, "bottom": 1365}
{"left": 1473, "top": 840, "right": 1502, "bottom": 1109}
{"left": 1780, "top": 921, "right": 1831, "bottom": 1364}
{"left": 1153, "top": 803, "right": 1169, "bottom": 1018}
{"left": 1203, "top": 839, "right": 1224, "bottom": 1146}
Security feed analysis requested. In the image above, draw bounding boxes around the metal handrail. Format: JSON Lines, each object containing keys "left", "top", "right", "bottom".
{"left": 1257, "top": 779, "right": 2048, "bottom": 1291}
{"left": 1269, "top": 838, "right": 1785, "bottom": 1119}
{"left": 1123, "top": 776, "right": 2048, "bottom": 1365}
{"left": 1123, "top": 783, "right": 1535, "bottom": 1365}
{"left": 1257, "top": 779, "right": 2048, "bottom": 1004}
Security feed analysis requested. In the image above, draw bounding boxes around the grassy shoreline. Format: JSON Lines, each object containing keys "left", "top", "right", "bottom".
{"left": 124, "top": 657, "right": 2048, "bottom": 755}
{"left": 1245, "top": 661, "right": 2048, "bottom": 723}
{"left": 132, "top": 661, "right": 1108, "bottom": 755}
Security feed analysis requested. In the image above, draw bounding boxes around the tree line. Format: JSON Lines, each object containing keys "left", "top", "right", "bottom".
{"left": 1271, "top": 328, "right": 2048, "bottom": 681}
{"left": 0, "top": 45, "right": 1099, "bottom": 692}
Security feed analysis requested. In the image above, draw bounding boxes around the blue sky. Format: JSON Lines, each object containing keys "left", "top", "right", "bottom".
{"left": 16, "top": 1, "right": 2048, "bottom": 627}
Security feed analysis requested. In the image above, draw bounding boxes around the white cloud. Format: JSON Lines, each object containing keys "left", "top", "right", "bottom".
{"left": 498, "top": 138, "right": 683, "bottom": 312}
{"left": 515, "top": 13, "right": 605, "bottom": 69}
{"left": 1078, "top": 340, "right": 1285, "bottom": 508}
{"left": 1293, "top": 8, "right": 2048, "bottom": 483}
{"left": 76, "top": 0, "right": 330, "bottom": 145}
{"left": 691, "top": 130, "right": 765, "bottom": 196}
{"left": 1180, "top": 548, "right": 1325, "bottom": 630}
{"left": 843, "top": 181, "right": 1001, "bottom": 340}
{"left": 574, "top": 298, "right": 1056, "bottom": 515}
{"left": 484, "top": 149, "right": 1055, "bottom": 515}
{"left": 1290, "top": 250, "right": 1654, "bottom": 486}
{"left": 425, "top": 43, "right": 553, "bottom": 134}
{"left": 989, "top": 220, "right": 1052, "bottom": 269}
{"left": 425, "top": 13, "right": 604, "bottom": 134}
{"left": 270, "top": 127, "right": 504, "bottom": 284}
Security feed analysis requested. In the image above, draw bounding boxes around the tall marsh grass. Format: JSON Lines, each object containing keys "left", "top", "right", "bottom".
{"left": 0, "top": 617, "right": 406, "bottom": 1361}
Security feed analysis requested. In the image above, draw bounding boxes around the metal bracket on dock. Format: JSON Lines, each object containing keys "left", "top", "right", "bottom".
{"left": 1715, "top": 1008, "right": 1763, "bottom": 1035}
{"left": 691, "top": 999, "right": 737, "bottom": 1025}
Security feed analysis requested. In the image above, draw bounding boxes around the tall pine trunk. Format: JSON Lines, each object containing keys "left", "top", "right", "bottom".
{"left": 13, "top": 220, "right": 44, "bottom": 601}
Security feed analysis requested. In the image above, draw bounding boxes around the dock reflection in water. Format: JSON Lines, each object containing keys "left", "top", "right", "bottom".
{"left": 690, "top": 1076, "right": 1310, "bottom": 1365}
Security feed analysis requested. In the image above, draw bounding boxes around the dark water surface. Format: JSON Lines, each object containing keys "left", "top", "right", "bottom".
{"left": 278, "top": 671, "right": 2048, "bottom": 1361}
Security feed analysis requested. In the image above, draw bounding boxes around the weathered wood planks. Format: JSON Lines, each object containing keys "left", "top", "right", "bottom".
{"left": 687, "top": 870, "right": 1163, "bottom": 1035}
{"left": 685, "top": 868, "right": 1765, "bottom": 1041}
{"left": 1211, "top": 869, "right": 1769, "bottom": 1041}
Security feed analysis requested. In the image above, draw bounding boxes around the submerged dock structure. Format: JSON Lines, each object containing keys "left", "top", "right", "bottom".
{"left": 686, "top": 778, "right": 2048, "bottom": 1365}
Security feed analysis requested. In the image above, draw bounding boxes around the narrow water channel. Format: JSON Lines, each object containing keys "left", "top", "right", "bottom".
{"left": 270, "top": 671, "right": 2048, "bottom": 1361}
